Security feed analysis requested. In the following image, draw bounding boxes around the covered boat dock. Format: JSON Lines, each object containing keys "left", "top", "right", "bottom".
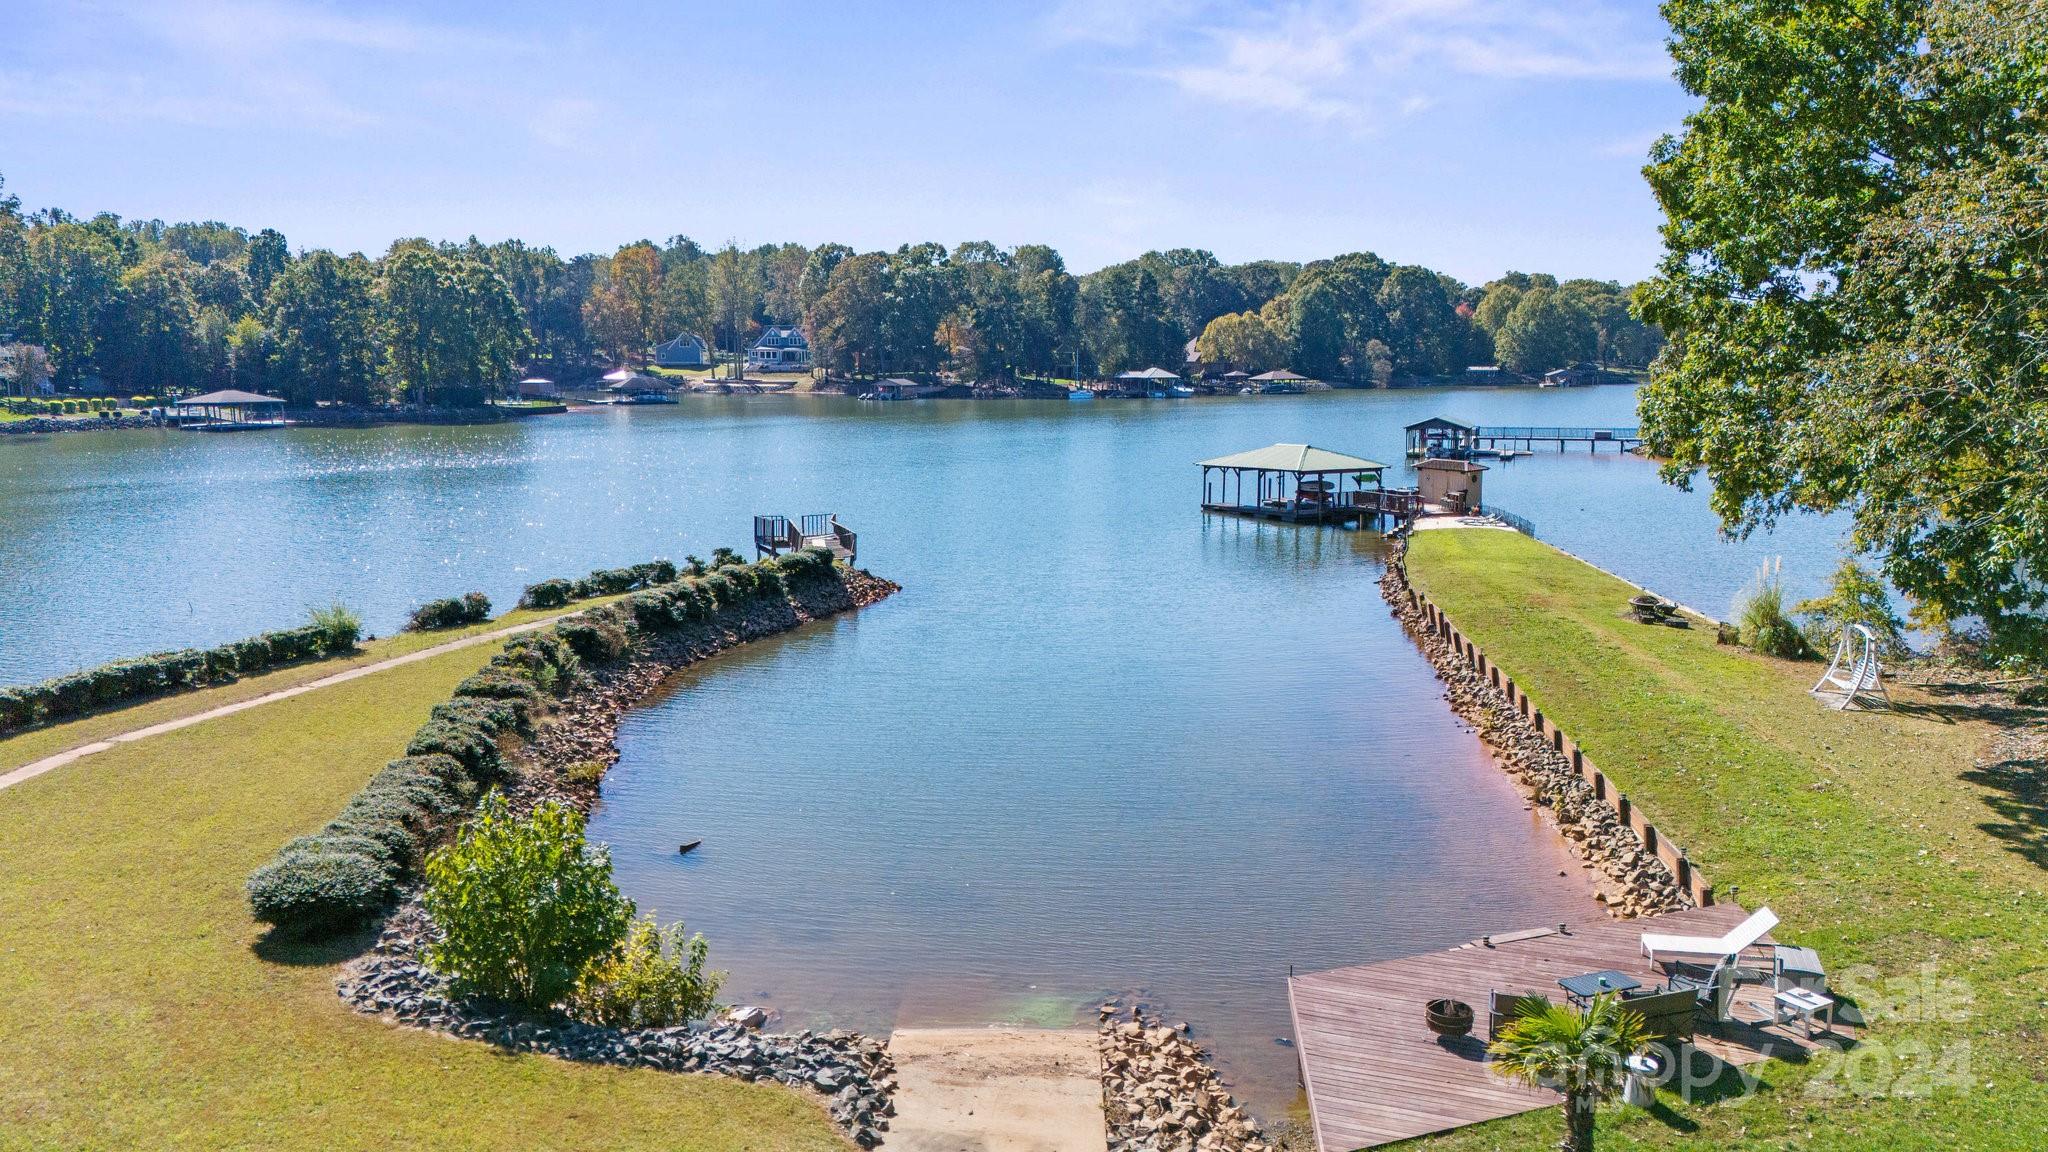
{"left": 1199, "top": 443, "right": 1413, "bottom": 525}
{"left": 173, "top": 389, "right": 288, "bottom": 431}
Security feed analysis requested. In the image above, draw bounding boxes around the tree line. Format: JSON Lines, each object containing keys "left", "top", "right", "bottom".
{"left": 0, "top": 172, "right": 1661, "bottom": 404}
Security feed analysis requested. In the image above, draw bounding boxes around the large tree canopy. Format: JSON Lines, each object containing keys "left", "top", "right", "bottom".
{"left": 1638, "top": 0, "right": 2048, "bottom": 659}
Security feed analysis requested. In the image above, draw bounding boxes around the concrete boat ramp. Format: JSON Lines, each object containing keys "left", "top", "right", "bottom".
{"left": 886, "top": 1028, "right": 1108, "bottom": 1152}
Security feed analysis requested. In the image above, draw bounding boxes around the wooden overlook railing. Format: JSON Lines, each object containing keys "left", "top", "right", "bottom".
{"left": 753, "top": 513, "right": 858, "bottom": 563}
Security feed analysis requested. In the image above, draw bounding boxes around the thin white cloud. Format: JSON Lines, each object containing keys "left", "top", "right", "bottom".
{"left": 6, "top": 0, "right": 552, "bottom": 137}
{"left": 1057, "top": 0, "right": 1670, "bottom": 127}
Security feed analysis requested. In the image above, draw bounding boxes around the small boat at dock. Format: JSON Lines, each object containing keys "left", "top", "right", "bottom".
{"left": 1068, "top": 388, "right": 1095, "bottom": 401}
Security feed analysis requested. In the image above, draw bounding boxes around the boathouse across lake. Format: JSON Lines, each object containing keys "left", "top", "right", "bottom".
{"left": 1198, "top": 443, "right": 1390, "bottom": 525}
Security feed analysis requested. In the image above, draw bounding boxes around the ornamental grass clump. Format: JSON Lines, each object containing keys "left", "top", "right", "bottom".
{"left": 308, "top": 601, "right": 363, "bottom": 650}
{"left": 422, "top": 794, "right": 632, "bottom": 1009}
{"left": 1733, "top": 557, "right": 1812, "bottom": 660}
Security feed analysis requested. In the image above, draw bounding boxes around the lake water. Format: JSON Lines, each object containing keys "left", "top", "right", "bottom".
{"left": 0, "top": 388, "right": 1849, "bottom": 1113}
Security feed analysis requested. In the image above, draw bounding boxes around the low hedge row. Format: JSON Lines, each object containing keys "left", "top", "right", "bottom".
{"left": 517, "top": 559, "right": 680, "bottom": 610}
{"left": 405, "top": 592, "right": 492, "bottom": 632}
{"left": 2, "top": 397, "right": 125, "bottom": 416}
{"left": 0, "top": 617, "right": 358, "bottom": 736}
{"left": 248, "top": 547, "right": 841, "bottom": 935}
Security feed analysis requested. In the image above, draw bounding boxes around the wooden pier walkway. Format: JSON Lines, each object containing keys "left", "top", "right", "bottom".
{"left": 1288, "top": 902, "right": 1847, "bottom": 1151}
{"left": 1473, "top": 425, "right": 1641, "bottom": 453}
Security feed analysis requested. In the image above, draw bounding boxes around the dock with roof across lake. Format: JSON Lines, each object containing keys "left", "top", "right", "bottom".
{"left": 1198, "top": 442, "right": 1423, "bottom": 527}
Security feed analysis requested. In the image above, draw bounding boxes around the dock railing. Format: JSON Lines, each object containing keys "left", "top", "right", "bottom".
{"left": 754, "top": 512, "right": 857, "bottom": 563}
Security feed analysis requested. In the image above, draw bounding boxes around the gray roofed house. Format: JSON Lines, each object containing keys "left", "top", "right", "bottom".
{"left": 747, "top": 325, "right": 811, "bottom": 371}
{"left": 652, "top": 333, "right": 711, "bottom": 368}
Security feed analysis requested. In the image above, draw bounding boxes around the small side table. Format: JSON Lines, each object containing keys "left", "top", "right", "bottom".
{"left": 1773, "top": 987, "right": 1835, "bottom": 1037}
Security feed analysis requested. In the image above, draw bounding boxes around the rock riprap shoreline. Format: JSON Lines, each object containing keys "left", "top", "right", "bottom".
{"left": 340, "top": 908, "right": 897, "bottom": 1146}
{"left": 336, "top": 560, "right": 900, "bottom": 1145}
{"left": 1381, "top": 541, "right": 1689, "bottom": 918}
{"left": 1098, "top": 1003, "right": 1270, "bottom": 1152}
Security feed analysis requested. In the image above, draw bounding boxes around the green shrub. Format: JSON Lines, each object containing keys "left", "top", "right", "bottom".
{"left": 386, "top": 752, "right": 468, "bottom": 788}
{"left": 282, "top": 831, "right": 396, "bottom": 866}
{"left": 570, "top": 915, "right": 724, "bottom": 1029}
{"left": 627, "top": 591, "right": 681, "bottom": 631}
{"left": 422, "top": 795, "right": 633, "bottom": 1008}
{"left": 710, "top": 547, "right": 743, "bottom": 569}
{"left": 366, "top": 760, "right": 469, "bottom": 815}
{"left": 405, "top": 718, "right": 501, "bottom": 780}
{"left": 518, "top": 578, "right": 575, "bottom": 609}
{"left": 697, "top": 571, "right": 736, "bottom": 606}
{"left": 554, "top": 616, "right": 631, "bottom": 663}
{"left": 564, "top": 759, "right": 607, "bottom": 787}
{"left": 247, "top": 847, "right": 394, "bottom": 932}
{"left": 0, "top": 689, "right": 32, "bottom": 731}
{"left": 321, "top": 814, "right": 417, "bottom": 866}
{"left": 682, "top": 555, "right": 708, "bottom": 577}
{"left": 1733, "top": 558, "right": 1812, "bottom": 660}
{"left": 429, "top": 696, "right": 527, "bottom": 739}
{"left": 453, "top": 670, "right": 541, "bottom": 703}
{"left": 337, "top": 787, "right": 437, "bottom": 836}
{"left": 1795, "top": 559, "right": 1909, "bottom": 659}
{"left": 406, "top": 592, "right": 492, "bottom": 631}
{"left": 309, "top": 601, "right": 363, "bottom": 650}
{"left": 774, "top": 546, "right": 836, "bottom": 581}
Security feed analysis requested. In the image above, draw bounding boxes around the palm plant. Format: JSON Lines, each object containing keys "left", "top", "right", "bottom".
{"left": 1488, "top": 994, "right": 1651, "bottom": 1152}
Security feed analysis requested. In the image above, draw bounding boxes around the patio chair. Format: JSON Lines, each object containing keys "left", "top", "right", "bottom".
{"left": 1621, "top": 986, "right": 1700, "bottom": 1047}
{"left": 1641, "top": 908, "right": 1779, "bottom": 968}
{"left": 1487, "top": 991, "right": 1553, "bottom": 1041}
{"left": 1666, "top": 960, "right": 1738, "bottom": 1024}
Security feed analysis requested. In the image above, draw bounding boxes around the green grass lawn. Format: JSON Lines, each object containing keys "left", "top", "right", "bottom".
{"left": 1405, "top": 528, "right": 2047, "bottom": 1150}
{"left": 0, "top": 618, "right": 844, "bottom": 1150}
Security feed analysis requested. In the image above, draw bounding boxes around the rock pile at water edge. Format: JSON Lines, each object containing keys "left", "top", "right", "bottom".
{"left": 1099, "top": 1006, "right": 1268, "bottom": 1152}
{"left": 339, "top": 907, "right": 897, "bottom": 1147}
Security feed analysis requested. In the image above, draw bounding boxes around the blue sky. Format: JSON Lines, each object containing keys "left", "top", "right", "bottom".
{"left": 0, "top": 0, "right": 1691, "bottom": 284}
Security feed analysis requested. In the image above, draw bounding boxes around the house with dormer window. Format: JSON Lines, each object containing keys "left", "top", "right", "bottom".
{"left": 747, "top": 325, "right": 811, "bottom": 371}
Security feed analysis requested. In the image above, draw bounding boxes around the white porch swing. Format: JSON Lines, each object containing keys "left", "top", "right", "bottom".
{"left": 1812, "top": 622, "right": 1891, "bottom": 710}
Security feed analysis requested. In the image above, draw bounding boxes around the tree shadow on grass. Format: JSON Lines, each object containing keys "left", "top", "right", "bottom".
{"left": 251, "top": 920, "right": 380, "bottom": 967}
{"left": 1893, "top": 680, "right": 2047, "bottom": 729}
{"left": 1961, "top": 743, "right": 2048, "bottom": 872}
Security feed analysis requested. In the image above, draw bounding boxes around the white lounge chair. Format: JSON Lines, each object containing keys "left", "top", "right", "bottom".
{"left": 1641, "top": 908, "right": 1779, "bottom": 967}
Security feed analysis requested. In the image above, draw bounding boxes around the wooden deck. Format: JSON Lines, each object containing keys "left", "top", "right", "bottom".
{"left": 753, "top": 513, "right": 858, "bottom": 563}
{"left": 1288, "top": 903, "right": 1849, "bottom": 1151}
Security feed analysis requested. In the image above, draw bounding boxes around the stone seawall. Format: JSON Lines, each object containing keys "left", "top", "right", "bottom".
{"left": 337, "top": 564, "right": 901, "bottom": 1147}
{"left": 1380, "top": 541, "right": 1690, "bottom": 918}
